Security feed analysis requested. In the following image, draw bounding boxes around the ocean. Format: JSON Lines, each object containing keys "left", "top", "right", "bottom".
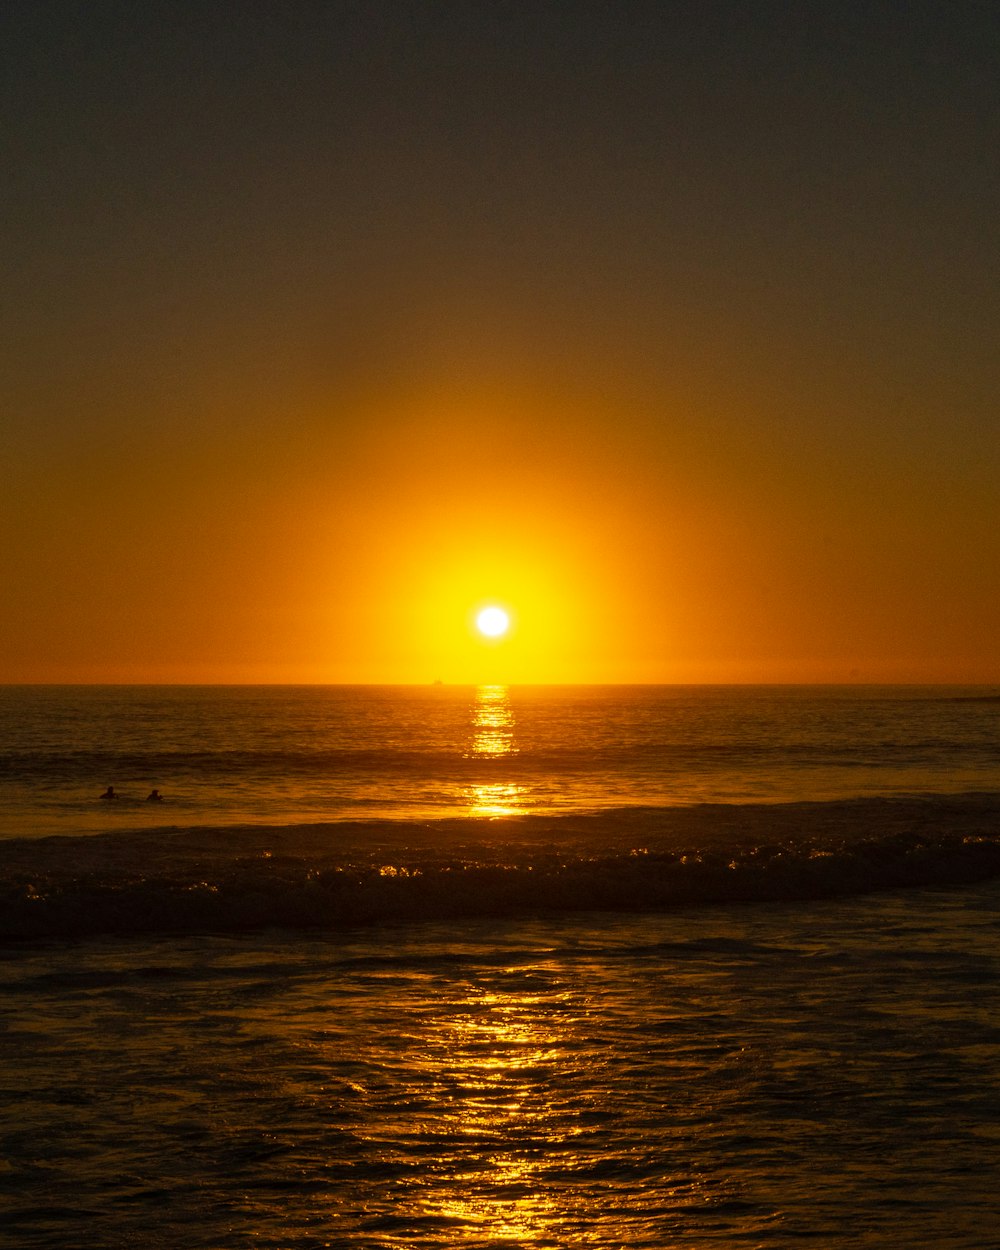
{"left": 2, "top": 684, "right": 999, "bottom": 1247}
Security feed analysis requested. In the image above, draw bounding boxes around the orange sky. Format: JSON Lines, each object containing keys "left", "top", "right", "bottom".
{"left": 3, "top": 3, "right": 998, "bottom": 684}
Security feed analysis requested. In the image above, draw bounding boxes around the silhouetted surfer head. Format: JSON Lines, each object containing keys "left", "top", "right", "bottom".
{"left": 146, "top": 789, "right": 162, "bottom": 801}
{"left": 100, "top": 786, "right": 116, "bottom": 800}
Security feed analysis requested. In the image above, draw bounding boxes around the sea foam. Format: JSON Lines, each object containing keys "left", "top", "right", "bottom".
{"left": 3, "top": 794, "right": 998, "bottom": 940}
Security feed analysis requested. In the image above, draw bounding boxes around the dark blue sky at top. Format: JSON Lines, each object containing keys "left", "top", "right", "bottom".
{"left": 5, "top": 0, "right": 997, "bottom": 403}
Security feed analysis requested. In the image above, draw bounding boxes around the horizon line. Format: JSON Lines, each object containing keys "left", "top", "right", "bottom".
{"left": 2, "top": 680, "right": 998, "bottom": 690}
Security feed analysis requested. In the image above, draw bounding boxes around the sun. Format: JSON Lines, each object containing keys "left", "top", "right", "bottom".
{"left": 476, "top": 605, "right": 510, "bottom": 638}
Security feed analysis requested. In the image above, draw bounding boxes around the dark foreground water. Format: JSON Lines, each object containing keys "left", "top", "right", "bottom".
{"left": 2, "top": 686, "right": 999, "bottom": 1246}
{"left": 3, "top": 882, "right": 999, "bottom": 1249}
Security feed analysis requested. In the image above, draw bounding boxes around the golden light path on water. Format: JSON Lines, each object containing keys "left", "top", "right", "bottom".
{"left": 419, "top": 985, "right": 566, "bottom": 1241}
{"left": 419, "top": 689, "right": 594, "bottom": 1239}
{"left": 354, "top": 919, "right": 719, "bottom": 1245}
{"left": 467, "top": 685, "right": 526, "bottom": 818}
{"left": 413, "top": 686, "right": 562, "bottom": 1237}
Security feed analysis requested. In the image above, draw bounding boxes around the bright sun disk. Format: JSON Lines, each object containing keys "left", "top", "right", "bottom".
{"left": 476, "top": 605, "right": 510, "bottom": 638}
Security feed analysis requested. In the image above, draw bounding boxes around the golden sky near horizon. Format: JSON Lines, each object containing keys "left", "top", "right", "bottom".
{"left": 3, "top": 2, "right": 998, "bottom": 684}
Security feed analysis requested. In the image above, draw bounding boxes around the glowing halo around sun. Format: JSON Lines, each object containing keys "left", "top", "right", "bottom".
{"left": 476, "top": 605, "right": 510, "bottom": 638}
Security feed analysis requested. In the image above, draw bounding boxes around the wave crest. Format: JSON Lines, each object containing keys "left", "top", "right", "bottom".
{"left": 3, "top": 795, "right": 999, "bottom": 940}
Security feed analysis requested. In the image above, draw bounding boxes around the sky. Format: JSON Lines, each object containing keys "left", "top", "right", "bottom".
{"left": 3, "top": 0, "right": 998, "bottom": 684}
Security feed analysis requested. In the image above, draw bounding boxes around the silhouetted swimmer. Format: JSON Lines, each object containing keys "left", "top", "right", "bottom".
{"left": 100, "top": 786, "right": 117, "bottom": 800}
{"left": 146, "top": 789, "right": 163, "bottom": 802}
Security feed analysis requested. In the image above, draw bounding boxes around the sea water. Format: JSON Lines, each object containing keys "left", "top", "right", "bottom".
{"left": 1, "top": 685, "right": 999, "bottom": 1247}
{"left": 3, "top": 685, "right": 1000, "bottom": 838}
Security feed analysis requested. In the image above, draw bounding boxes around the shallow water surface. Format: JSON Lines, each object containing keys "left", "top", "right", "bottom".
{"left": 3, "top": 881, "right": 999, "bottom": 1248}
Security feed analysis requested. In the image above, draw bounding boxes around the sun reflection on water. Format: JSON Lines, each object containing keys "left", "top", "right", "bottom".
{"left": 466, "top": 685, "right": 526, "bottom": 817}
{"left": 417, "top": 982, "right": 567, "bottom": 1243}
{"left": 467, "top": 782, "right": 523, "bottom": 818}
{"left": 470, "top": 685, "right": 518, "bottom": 758}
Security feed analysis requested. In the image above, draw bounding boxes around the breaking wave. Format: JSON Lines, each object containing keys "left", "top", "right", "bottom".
{"left": 3, "top": 794, "right": 999, "bottom": 941}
